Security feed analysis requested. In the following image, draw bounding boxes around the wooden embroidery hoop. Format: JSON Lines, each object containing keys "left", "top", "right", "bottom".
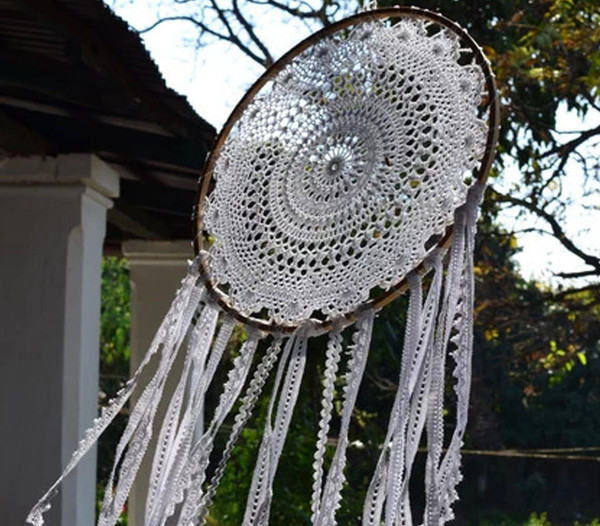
{"left": 193, "top": 6, "right": 500, "bottom": 335}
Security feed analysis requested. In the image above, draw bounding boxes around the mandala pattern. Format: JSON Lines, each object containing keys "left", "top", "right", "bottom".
{"left": 203, "top": 18, "right": 487, "bottom": 322}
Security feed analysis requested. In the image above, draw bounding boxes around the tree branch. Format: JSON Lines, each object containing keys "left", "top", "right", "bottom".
{"left": 581, "top": 89, "right": 600, "bottom": 113}
{"left": 554, "top": 269, "right": 600, "bottom": 279}
{"left": 547, "top": 283, "right": 600, "bottom": 300}
{"left": 249, "top": 0, "right": 319, "bottom": 19}
{"left": 539, "top": 124, "right": 600, "bottom": 159}
{"left": 206, "top": 0, "right": 271, "bottom": 67}
{"left": 138, "top": 15, "right": 225, "bottom": 39}
{"left": 232, "top": 0, "right": 274, "bottom": 66}
{"left": 248, "top": 0, "right": 336, "bottom": 25}
{"left": 489, "top": 187, "right": 600, "bottom": 275}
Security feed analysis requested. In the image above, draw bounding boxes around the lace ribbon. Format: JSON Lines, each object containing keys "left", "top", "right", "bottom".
{"left": 27, "top": 266, "right": 203, "bottom": 526}
{"left": 195, "top": 338, "right": 284, "bottom": 525}
{"left": 243, "top": 332, "right": 308, "bottom": 526}
{"left": 313, "top": 312, "right": 374, "bottom": 526}
{"left": 425, "top": 181, "right": 484, "bottom": 525}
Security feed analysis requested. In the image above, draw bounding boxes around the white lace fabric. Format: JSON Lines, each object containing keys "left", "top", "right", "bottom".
{"left": 203, "top": 18, "right": 486, "bottom": 322}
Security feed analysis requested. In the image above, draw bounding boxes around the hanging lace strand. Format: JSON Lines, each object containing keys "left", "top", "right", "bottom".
{"left": 143, "top": 305, "right": 223, "bottom": 526}
{"left": 311, "top": 327, "right": 343, "bottom": 522}
{"left": 175, "top": 329, "right": 261, "bottom": 525}
{"left": 195, "top": 337, "right": 284, "bottom": 526}
{"left": 97, "top": 297, "right": 210, "bottom": 526}
{"left": 26, "top": 268, "right": 203, "bottom": 526}
{"left": 314, "top": 311, "right": 374, "bottom": 526}
{"left": 244, "top": 331, "right": 308, "bottom": 526}
{"left": 427, "top": 181, "right": 485, "bottom": 524}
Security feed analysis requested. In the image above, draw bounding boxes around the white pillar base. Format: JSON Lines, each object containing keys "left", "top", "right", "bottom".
{"left": 0, "top": 154, "right": 119, "bottom": 526}
{"left": 122, "top": 240, "right": 193, "bottom": 526}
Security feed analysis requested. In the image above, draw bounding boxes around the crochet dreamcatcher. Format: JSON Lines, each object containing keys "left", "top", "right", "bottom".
{"left": 29, "top": 6, "right": 499, "bottom": 526}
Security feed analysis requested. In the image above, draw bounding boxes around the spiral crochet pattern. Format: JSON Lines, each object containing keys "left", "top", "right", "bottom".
{"left": 202, "top": 17, "right": 488, "bottom": 323}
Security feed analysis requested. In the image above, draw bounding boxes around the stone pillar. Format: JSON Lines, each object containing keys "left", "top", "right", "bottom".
{"left": 121, "top": 240, "right": 193, "bottom": 526}
{"left": 0, "top": 154, "right": 119, "bottom": 526}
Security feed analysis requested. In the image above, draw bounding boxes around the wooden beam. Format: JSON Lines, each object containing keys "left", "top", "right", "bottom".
{"left": 0, "top": 107, "right": 48, "bottom": 154}
{"left": 107, "top": 201, "right": 175, "bottom": 240}
{"left": 119, "top": 179, "right": 195, "bottom": 217}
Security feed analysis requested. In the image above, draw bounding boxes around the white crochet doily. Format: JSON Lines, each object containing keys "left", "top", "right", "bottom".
{"left": 203, "top": 18, "right": 487, "bottom": 322}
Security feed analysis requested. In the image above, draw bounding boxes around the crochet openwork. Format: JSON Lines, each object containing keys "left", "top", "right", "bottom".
{"left": 201, "top": 16, "right": 488, "bottom": 324}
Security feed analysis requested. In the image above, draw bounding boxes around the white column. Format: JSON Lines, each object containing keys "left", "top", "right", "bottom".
{"left": 0, "top": 154, "right": 119, "bottom": 526}
{"left": 122, "top": 240, "right": 193, "bottom": 526}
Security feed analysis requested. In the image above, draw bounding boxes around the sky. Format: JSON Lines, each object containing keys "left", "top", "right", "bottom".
{"left": 111, "top": 0, "right": 326, "bottom": 127}
{"left": 110, "top": 1, "right": 599, "bottom": 285}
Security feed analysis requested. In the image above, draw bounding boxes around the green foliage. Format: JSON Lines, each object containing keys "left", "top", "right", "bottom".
{"left": 478, "top": 512, "right": 600, "bottom": 526}
{"left": 478, "top": 512, "right": 551, "bottom": 525}
{"left": 100, "top": 256, "right": 131, "bottom": 373}
{"left": 470, "top": 217, "right": 600, "bottom": 448}
{"left": 97, "top": 256, "right": 131, "bottom": 523}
